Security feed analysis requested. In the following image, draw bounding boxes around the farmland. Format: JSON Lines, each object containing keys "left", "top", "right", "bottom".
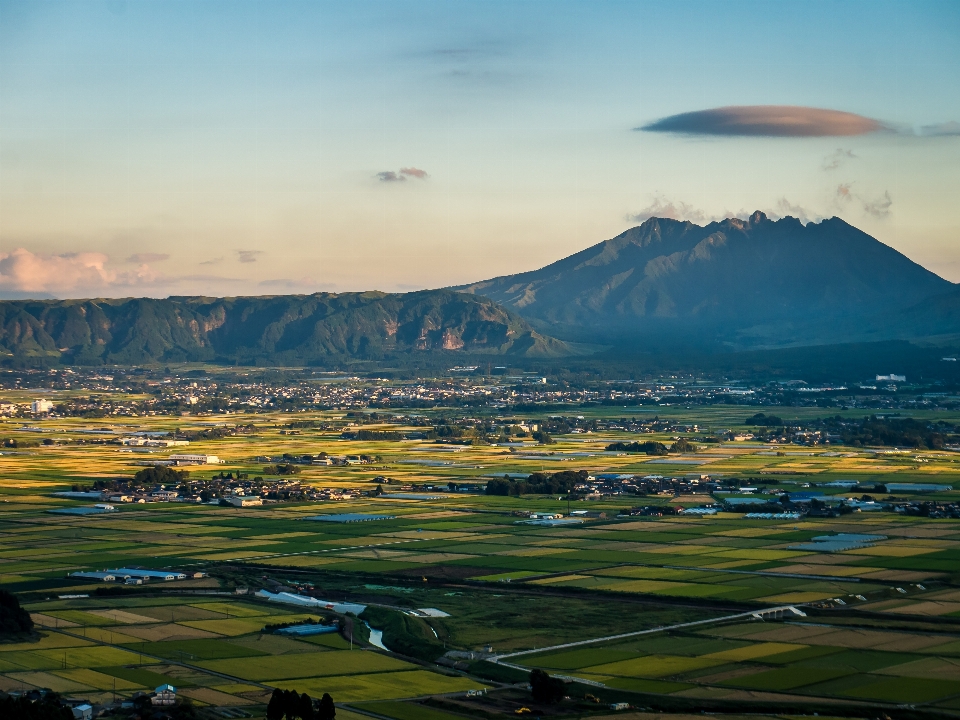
{"left": 2, "top": 387, "right": 960, "bottom": 718}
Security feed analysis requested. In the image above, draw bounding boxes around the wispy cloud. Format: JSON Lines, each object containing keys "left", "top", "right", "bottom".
{"left": 126, "top": 252, "right": 169, "bottom": 263}
{"left": 918, "top": 121, "right": 960, "bottom": 137}
{"left": 835, "top": 183, "right": 892, "bottom": 219}
{"left": 627, "top": 196, "right": 708, "bottom": 224}
{"left": 377, "top": 167, "right": 429, "bottom": 182}
{"left": 862, "top": 191, "right": 893, "bottom": 218}
{"left": 199, "top": 257, "right": 224, "bottom": 266}
{"left": 774, "top": 198, "right": 822, "bottom": 224}
{"left": 236, "top": 250, "right": 263, "bottom": 263}
{"left": 822, "top": 148, "right": 857, "bottom": 171}
{"left": 627, "top": 195, "right": 826, "bottom": 227}
{"left": 640, "top": 106, "right": 882, "bottom": 137}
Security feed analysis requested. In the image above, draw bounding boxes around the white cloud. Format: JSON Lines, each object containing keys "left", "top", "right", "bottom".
{"left": 0, "top": 248, "right": 159, "bottom": 297}
{"left": 626, "top": 196, "right": 709, "bottom": 224}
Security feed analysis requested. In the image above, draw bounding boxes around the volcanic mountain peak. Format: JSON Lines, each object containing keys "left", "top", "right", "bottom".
{"left": 458, "top": 213, "right": 954, "bottom": 347}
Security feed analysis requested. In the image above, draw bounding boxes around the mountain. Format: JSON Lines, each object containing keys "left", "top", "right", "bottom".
{"left": 458, "top": 212, "right": 956, "bottom": 347}
{"left": 0, "top": 290, "right": 571, "bottom": 365}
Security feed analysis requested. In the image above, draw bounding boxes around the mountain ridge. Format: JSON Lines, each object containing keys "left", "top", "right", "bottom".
{"left": 0, "top": 290, "right": 572, "bottom": 365}
{"left": 457, "top": 212, "right": 956, "bottom": 347}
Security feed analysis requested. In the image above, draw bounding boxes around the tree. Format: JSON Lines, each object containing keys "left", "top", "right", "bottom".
{"left": 529, "top": 668, "right": 566, "bottom": 703}
{"left": 317, "top": 693, "right": 336, "bottom": 720}
{"left": 266, "top": 689, "right": 285, "bottom": 720}
{"left": 532, "top": 430, "right": 554, "bottom": 444}
{"left": 0, "top": 589, "right": 33, "bottom": 636}
{"left": 670, "top": 437, "right": 696, "bottom": 453}
{"left": 296, "top": 692, "right": 315, "bottom": 720}
{"left": 486, "top": 478, "right": 511, "bottom": 496}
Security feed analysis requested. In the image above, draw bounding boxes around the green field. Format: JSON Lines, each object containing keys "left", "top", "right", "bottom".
{"left": 1, "top": 404, "right": 960, "bottom": 716}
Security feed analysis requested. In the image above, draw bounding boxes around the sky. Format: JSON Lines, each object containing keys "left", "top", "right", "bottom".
{"left": 1, "top": 0, "right": 959, "bottom": 298}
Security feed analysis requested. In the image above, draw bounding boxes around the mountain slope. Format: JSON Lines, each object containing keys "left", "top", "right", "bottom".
{"left": 0, "top": 290, "right": 571, "bottom": 364}
{"left": 458, "top": 212, "right": 955, "bottom": 346}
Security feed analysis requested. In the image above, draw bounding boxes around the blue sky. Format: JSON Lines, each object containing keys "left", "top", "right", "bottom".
{"left": 1, "top": 0, "right": 958, "bottom": 297}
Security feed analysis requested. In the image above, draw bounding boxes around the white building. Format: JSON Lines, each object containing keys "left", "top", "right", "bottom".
{"left": 32, "top": 399, "right": 54, "bottom": 413}
{"left": 168, "top": 453, "right": 222, "bottom": 465}
{"left": 226, "top": 496, "right": 262, "bottom": 507}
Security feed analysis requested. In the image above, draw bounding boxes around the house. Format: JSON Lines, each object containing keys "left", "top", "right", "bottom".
{"left": 151, "top": 684, "right": 177, "bottom": 706}
{"left": 71, "top": 704, "right": 93, "bottom": 720}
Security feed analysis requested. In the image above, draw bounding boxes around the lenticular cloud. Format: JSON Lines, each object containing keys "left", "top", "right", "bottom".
{"left": 641, "top": 106, "right": 882, "bottom": 137}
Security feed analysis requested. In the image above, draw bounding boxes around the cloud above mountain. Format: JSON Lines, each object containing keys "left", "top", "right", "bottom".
{"left": 0, "top": 248, "right": 160, "bottom": 296}
{"left": 640, "top": 106, "right": 882, "bottom": 137}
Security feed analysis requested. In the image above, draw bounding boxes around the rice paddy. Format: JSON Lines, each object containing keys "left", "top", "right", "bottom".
{"left": 2, "top": 405, "right": 960, "bottom": 716}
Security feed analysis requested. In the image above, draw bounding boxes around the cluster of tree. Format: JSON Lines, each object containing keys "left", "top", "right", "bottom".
{"left": 606, "top": 441, "right": 668, "bottom": 455}
{"left": 356, "top": 429, "right": 403, "bottom": 441}
{"left": 0, "top": 589, "right": 34, "bottom": 636}
{"left": 0, "top": 692, "right": 73, "bottom": 720}
{"left": 486, "top": 470, "right": 588, "bottom": 496}
{"left": 531, "top": 430, "right": 554, "bottom": 444}
{"left": 1, "top": 438, "right": 40, "bottom": 448}
{"left": 266, "top": 689, "right": 335, "bottom": 720}
{"left": 133, "top": 466, "right": 190, "bottom": 485}
{"left": 263, "top": 464, "right": 301, "bottom": 475}
{"left": 824, "top": 416, "right": 953, "bottom": 449}
{"left": 529, "top": 669, "right": 566, "bottom": 703}
{"left": 745, "top": 412, "right": 786, "bottom": 426}
{"left": 607, "top": 438, "right": 696, "bottom": 454}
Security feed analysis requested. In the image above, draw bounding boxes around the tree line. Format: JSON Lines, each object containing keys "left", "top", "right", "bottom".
{"left": 486, "top": 470, "right": 589, "bottom": 496}
{"left": 267, "top": 689, "right": 335, "bottom": 720}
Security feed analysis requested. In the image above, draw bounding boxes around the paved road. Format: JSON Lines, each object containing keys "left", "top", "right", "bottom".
{"left": 490, "top": 604, "right": 806, "bottom": 666}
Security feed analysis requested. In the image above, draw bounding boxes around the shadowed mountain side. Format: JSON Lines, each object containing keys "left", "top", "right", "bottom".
{"left": 0, "top": 291, "right": 573, "bottom": 365}
{"left": 457, "top": 212, "right": 954, "bottom": 347}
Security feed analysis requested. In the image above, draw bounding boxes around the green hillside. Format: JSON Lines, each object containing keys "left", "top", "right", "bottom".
{"left": 0, "top": 290, "right": 571, "bottom": 365}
